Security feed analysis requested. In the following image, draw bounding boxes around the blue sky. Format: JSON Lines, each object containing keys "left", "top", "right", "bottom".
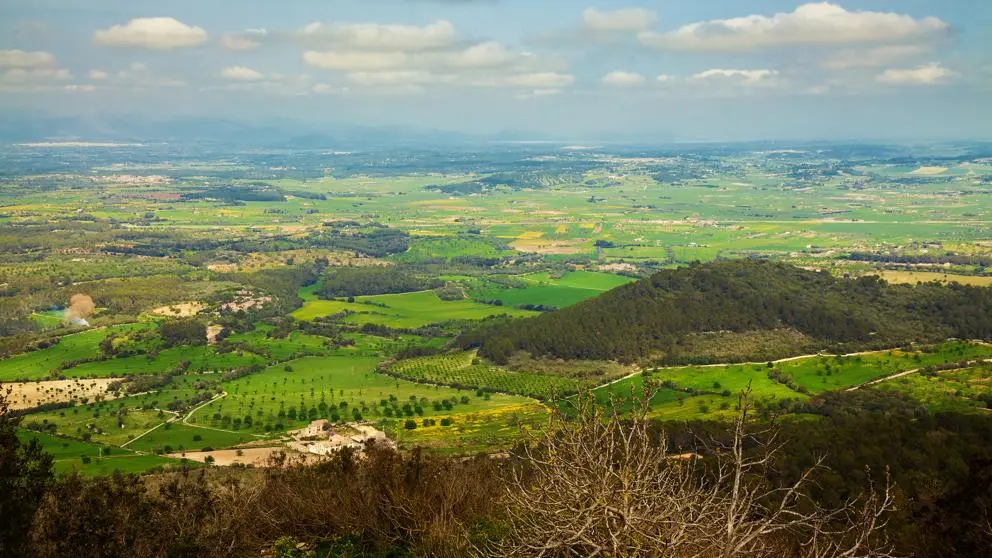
{"left": 0, "top": 0, "right": 989, "bottom": 140}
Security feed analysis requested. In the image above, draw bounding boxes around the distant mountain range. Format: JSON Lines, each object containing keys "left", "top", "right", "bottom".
{"left": 0, "top": 113, "right": 567, "bottom": 148}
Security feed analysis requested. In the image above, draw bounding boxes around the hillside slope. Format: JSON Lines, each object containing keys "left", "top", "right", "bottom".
{"left": 457, "top": 260, "right": 992, "bottom": 364}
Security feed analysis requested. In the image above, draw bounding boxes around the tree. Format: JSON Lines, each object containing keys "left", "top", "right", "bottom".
{"left": 483, "top": 389, "right": 896, "bottom": 557}
{"left": 0, "top": 387, "right": 54, "bottom": 555}
{"left": 404, "top": 420, "right": 418, "bottom": 430}
{"left": 159, "top": 319, "right": 207, "bottom": 348}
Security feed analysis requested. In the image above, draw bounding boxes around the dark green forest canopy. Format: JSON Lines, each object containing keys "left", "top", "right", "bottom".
{"left": 459, "top": 260, "right": 992, "bottom": 364}
{"left": 316, "top": 266, "right": 442, "bottom": 298}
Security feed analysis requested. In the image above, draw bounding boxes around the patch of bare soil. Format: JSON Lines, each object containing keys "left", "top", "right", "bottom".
{"left": 168, "top": 447, "right": 321, "bottom": 467}
{"left": 151, "top": 302, "right": 205, "bottom": 317}
{"left": 6, "top": 378, "right": 121, "bottom": 410}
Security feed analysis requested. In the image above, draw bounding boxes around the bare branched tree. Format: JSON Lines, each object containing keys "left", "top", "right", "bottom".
{"left": 482, "top": 388, "right": 898, "bottom": 557}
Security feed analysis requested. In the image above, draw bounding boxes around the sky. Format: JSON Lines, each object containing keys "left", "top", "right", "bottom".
{"left": 0, "top": 0, "right": 990, "bottom": 141}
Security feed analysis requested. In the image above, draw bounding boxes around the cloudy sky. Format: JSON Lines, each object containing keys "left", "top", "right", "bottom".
{"left": 1, "top": 0, "right": 989, "bottom": 140}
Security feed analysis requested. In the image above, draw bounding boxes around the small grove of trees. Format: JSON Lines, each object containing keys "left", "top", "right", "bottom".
{"left": 158, "top": 319, "right": 207, "bottom": 348}
{"left": 316, "top": 266, "right": 441, "bottom": 298}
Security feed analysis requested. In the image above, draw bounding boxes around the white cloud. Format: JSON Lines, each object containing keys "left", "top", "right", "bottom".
{"left": 822, "top": 45, "right": 930, "bottom": 70}
{"left": 299, "top": 20, "right": 456, "bottom": 51}
{"left": 0, "top": 66, "right": 76, "bottom": 92}
{"left": 223, "top": 36, "right": 257, "bottom": 52}
{"left": 504, "top": 72, "right": 575, "bottom": 89}
{"left": 446, "top": 42, "right": 521, "bottom": 69}
{"left": 222, "top": 28, "right": 267, "bottom": 51}
{"left": 640, "top": 3, "right": 948, "bottom": 51}
{"left": 0, "top": 49, "right": 55, "bottom": 69}
{"left": 583, "top": 7, "right": 658, "bottom": 32}
{"left": 64, "top": 84, "right": 96, "bottom": 92}
{"left": 345, "top": 71, "right": 453, "bottom": 87}
{"left": 656, "top": 74, "right": 673, "bottom": 83}
{"left": 691, "top": 69, "right": 780, "bottom": 85}
{"left": 221, "top": 66, "right": 264, "bottom": 81}
{"left": 88, "top": 70, "right": 109, "bottom": 80}
{"left": 303, "top": 51, "right": 407, "bottom": 71}
{"left": 94, "top": 17, "right": 208, "bottom": 50}
{"left": 602, "top": 71, "right": 645, "bottom": 86}
{"left": 876, "top": 62, "right": 956, "bottom": 86}
{"left": 3, "top": 67, "right": 71, "bottom": 83}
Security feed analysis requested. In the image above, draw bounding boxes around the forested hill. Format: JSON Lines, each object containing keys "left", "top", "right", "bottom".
{"left": 458, "top": 260, "right": 992, "bottom": 364}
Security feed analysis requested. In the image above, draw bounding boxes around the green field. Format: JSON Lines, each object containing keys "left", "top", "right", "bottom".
{"left": 875, "top": 364, "right": 992, "bottom": 413}
{"left": 189, "top": 354, "right": 535, "bottom": 433}
{"left": 22, "top": 406, "right": 167, "bottom": 446}
{"left": 0, "top": 324, "right": 150, "bottom": 381}
{"left": 124, "top": 423, "right": 251, "bottom": 454}
{"left": 17, "top": 430, "right": 191, "bottom": 476}
{"left": 596, "top": 341, "right": 992, "bottom": 421}
{"left": 771, "top": 342, "right": 992, "bottom": 393}
{"left": 386, "top": 350, "right": 588, "bottom": 399}
{"left": 392, "top": 236, "right": 508, "bottom": 263}
{"left": 292, "top": 290, "right": 537, "bottom": 327}
{"left": 470, "top": 271, "right": 636, "bottom": 308}
{"left": 62, "top": 344, "right": 266, "bottom": 378}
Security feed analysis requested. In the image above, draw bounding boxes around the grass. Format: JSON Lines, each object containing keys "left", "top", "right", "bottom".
{"left": 21, "top": 406, "right": 167, "bottom": 446}
{"left": 0, "top": 323, "right": 150, "bottom": 381}
{"left": 775, "top": 341, "right": 992, "bottom": 393}
{"left": 387, "top": 350, "right": 588, "bottom": 399}
{"left": 17, "top": 429, "right": 192, "bottom": 476}
{"left": 874, "top": 364, "right": 992, "bottom": 413}
{"left": 62, "top": 344, "right": 266, "bottom": 378}
{"left": 124, "top": 423, "right": 252, "bottom": 454}
{"left": 469, "top": 271, "right": 636, "bottom": 309}
{"left": 226, "top": 326, "right": 334, "bottom": 361}
{"left": 392, "top": 236, "right": 508, "bottom": 263}
{"left": 386, "top": 402, "right": 549, "bottom": 454}
{"left": 870, "top": 270, "right": 992, "bottom": 287}
{"left": 189, "top": 354, "right": 534, "bottom": 434}
{"left": 596, "top": 341, "right": 992, "bottom": 421}
{"left": 292, "top": 290, "right": 537, "bottom": 328}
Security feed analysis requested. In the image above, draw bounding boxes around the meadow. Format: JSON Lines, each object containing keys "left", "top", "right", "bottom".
{"left": 593, "top": 341, "right": 992, "bottom": 420}
{"left": 874, "top": 364, "right": 992, "bottom": 413}
{"left": 16, "top": 429, "right": 191, "bottom": 476}
{"left": 0, "top": 323, "right": 151, "bottom": 381}
{"left": 23, "top": 406, "right": 168, "bottom": 446}
{"left": 292, "top": 290, "right": 537, "bottom": 327}
{"left": 124, "top": 423, "right": 252, "bottom": 454}
{"left": 468, "top": 271, "right": 636, "bottom": 308}
{"left": 188, "top": 354, "right": 535, "bottom": 435}
{"left": 386, "top": 350, "right": 589, "bottom": 400}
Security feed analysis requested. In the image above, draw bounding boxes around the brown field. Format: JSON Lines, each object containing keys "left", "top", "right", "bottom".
{"left": 871, "top": 271, "right": 992, "bottom": 287}
{"left": 4, "top": 378, "right": 121, "bottom": 410}
{"left": 169, "top": 447, "right": 320, "bottom": 467}
{"left": 511, "top": 238, "right": 588, "bottom": 255}
{"left": 151, "top": 302, "right": 205, "bottom": 317}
